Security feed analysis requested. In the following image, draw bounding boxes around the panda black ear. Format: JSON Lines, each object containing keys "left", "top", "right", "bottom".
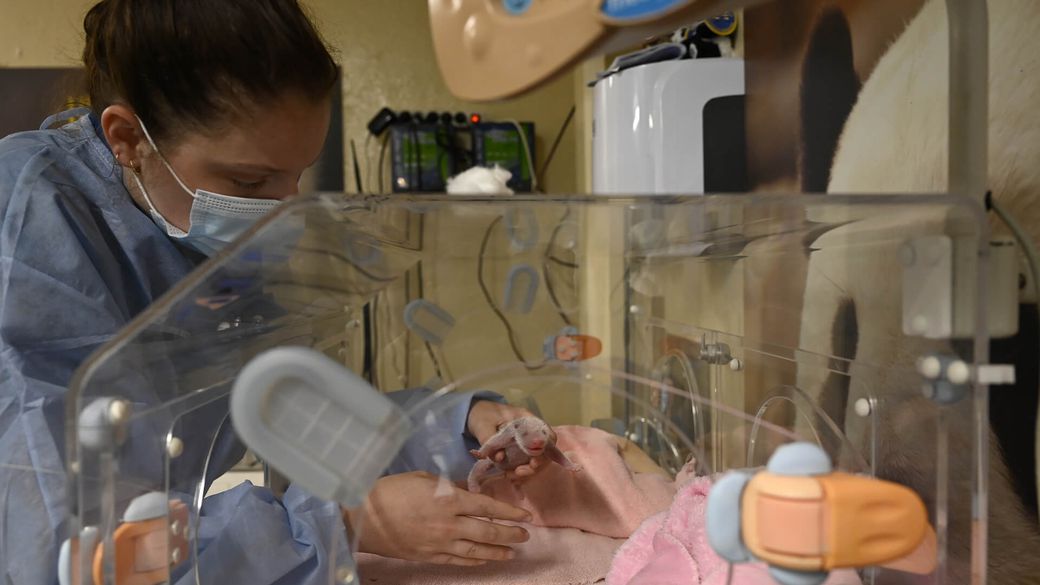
{"left": 799, "top": 6, "right": 861, "bottom": 193}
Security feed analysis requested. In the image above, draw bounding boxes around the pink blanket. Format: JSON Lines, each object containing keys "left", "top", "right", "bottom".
{"left": 606, "top": 475, "right": 862, "bottom": 585}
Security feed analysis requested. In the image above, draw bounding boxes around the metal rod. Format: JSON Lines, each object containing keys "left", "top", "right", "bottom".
{"left": 946, "top": 0, "right": 989, "bottom": 200}
{"left": 946, "top": 3, "right": 990, "bottom": 583}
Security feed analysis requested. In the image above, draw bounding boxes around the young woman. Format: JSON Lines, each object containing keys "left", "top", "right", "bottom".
{"left": 0, "top": 2, "right": 546, "bottom": 583}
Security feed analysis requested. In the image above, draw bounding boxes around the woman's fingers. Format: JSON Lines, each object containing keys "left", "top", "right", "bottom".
{"left": 427, "top": 554, "right": 489, "bottom": 566}
{"left": 456, "top": 490, "right": 532, "bottom": 523}
{"left": 455, "top": 516, "right": 530, "bottom": 545}
{"left": 445, "top": 539, "right": 516, "bottom": 562}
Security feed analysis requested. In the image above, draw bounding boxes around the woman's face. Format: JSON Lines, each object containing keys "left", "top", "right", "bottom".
{"left": 127, "top": 92, "right": 331, "bottom": 232}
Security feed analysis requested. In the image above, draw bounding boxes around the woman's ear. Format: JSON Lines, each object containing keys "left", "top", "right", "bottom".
{"left": 799, "top": 7, "right": 861, "bottom": 193}
{"left": 100, "top": 104, "right": 144, "bottom": 168}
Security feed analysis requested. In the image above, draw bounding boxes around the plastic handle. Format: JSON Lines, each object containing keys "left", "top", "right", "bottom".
{"left": 230, "top": 347, "right": 412, "bottom": 508}
{"left": 503, "top": 264, "right": 539, "bottom": 314}
{"left": 404, "top": 299, "right": 457, "bottom": 345}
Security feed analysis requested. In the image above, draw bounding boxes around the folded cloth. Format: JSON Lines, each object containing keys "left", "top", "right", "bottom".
{"left": 476, "top": 426, "right": 678, "bottom": 538}
{"left": 606, "top": 475, "right": 862, "bottom": 585}
{"left": 356, "top": 522, "right": 623, "bottom": 584}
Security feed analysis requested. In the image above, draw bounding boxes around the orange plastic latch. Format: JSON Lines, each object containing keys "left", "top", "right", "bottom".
{"left": 554, "top": 334, "right": 602, "bottom": 361}
{"left": 92, "top": 500, "right": 190, "bottom": 585}
{"left": 819, "top": 472, "right": 930, "bottom": 570}
{"left": 571, "top": 334, "right": 602, "bottom": 360}
{"left": 742, "top": 471, "right": 932, "bottom": 573}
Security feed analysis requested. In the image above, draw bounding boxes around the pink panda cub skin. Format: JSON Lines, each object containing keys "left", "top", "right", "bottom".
{"left": 467, "top": 416, "right": 582, "bottom": 493}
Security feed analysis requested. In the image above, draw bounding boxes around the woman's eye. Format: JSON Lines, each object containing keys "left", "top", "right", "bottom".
{"left": 231, "top": 178, "right": 267, "bottom": 190}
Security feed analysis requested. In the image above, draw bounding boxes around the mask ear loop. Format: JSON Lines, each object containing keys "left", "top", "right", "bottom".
{"left": 134, "top": 115, "right": 198, "bottom": 199}
{"left": 131, "top": 117, "right": 195, "bottom": 237}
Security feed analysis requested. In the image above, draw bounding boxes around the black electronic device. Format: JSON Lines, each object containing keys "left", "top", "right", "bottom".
{"left": 367, "top": 107, "right": 396, "bottom": 136}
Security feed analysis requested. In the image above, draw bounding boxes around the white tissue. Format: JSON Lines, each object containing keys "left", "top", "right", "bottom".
{"left": 446, "top": 165, "right": 514, "bottom": 195}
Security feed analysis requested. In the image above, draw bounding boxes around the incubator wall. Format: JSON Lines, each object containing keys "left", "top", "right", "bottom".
{"left": 61, "top": 193, "right": 991, "bottom": 585}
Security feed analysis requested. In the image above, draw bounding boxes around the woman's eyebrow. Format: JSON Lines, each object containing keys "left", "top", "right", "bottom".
{"left": 212, "top": 162, "right": 283, "bottom": 174}
{"left": 212, "top": 153, "right": 324, "bottom": 175}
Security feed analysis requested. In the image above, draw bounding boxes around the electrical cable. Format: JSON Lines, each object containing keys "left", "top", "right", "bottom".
{"left": 436, "top": 124, "right": 474, "bottom": 176}
{"left": 538, "top": 105, "right": 576, "bottom": 187}
{"left": 542, "top": 209, "right": 578, "bottom": 324}
{"left": 477, "top": 216, "right": 544, "bottom": 370}
{"left": 546, "top": 255, "right": 579, "bottom": 269}
{"left": 425, "top": 341, "right": 445, "bottom": 381}
{"left": 377, "top": 134, "right": 389, "bottom": 193}
{"left": 542, "top": 262, "right": 573, "bottom": 326}
{"left": 362, "top": 301, "right": 373, "bottom": 382}
{"left": 507, "top": 119, "right": 538, "bottom": 193}
{"left": 411, "top": 125, "right": 423, "bottom": 192}
{"left": 991, "top": 196, "right": 1040, "bottom": 312}
{"left": 350, "top": 139, "right": 364, "bottom": 193}
{"left": 364, "top": 133, "right": 373, "bottom": 194}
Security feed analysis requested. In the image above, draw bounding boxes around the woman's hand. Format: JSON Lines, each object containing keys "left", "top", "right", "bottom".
{"left": 349, "top": 471, "right": 532, "bottom": 566}
{"left": 466, "top": 401, "right": 557, "bottom": 480}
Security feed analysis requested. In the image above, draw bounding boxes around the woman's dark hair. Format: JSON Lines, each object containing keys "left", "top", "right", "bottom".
{"left": 83, "top": 0, "right": 338, "bottom": 143}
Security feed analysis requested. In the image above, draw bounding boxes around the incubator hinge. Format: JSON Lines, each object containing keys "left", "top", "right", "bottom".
{"left": 699, "top": 334, "right": 732, "bottom": 365}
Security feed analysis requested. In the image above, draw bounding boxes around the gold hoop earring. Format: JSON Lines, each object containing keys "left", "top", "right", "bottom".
{"left": 129, "top": 160, "right": 140, "bottom": 175}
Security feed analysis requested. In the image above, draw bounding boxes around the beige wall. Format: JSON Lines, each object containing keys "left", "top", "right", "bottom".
{"left": 0, "top": 0, "right": 581, "bottom": 193}
{"left": 307, "top": 1, "right": 580, "bottom": 194}
{"left": 0, "top": 1, "right": 94, "bottom": 67}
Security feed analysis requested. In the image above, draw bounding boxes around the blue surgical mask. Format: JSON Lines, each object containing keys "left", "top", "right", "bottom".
{"left": 131, "top": 116, "right": 281, "bottom": 257}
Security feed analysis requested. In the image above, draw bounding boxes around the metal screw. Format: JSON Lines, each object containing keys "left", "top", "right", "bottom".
{"left": 629, "top": 305, "right": 640, "bottom": 315}
{"left": 947, "top": 361, "right": 971, "bottom": 385}
{"left": 171, "top": 547, "right": 181, "bottom": 564}
{"left": 167, "top": 436, "right": 185, "bottom": 459}
{"left": 729, "top": 358, "right": 742, "bottom": 371}
{"left": 170, "top": 521, "right": 181, "bottom": 537}
{"left": 107, "top": 400, "right": 130, "bottom": 424}
{"left": 917, "top": 356, "right": 942, "bottom": 380}
{"left": 854, "top": 398, "right": 872, "bottom": 417}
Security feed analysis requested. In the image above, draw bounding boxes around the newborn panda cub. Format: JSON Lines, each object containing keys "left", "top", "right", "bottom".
{"left": 467, "top": 416, "right": 582, "bottom": 493}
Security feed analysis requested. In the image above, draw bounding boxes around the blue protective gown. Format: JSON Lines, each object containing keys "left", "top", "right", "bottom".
{"left": 0, "top": 111, "right": 489, "bottom": 585}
